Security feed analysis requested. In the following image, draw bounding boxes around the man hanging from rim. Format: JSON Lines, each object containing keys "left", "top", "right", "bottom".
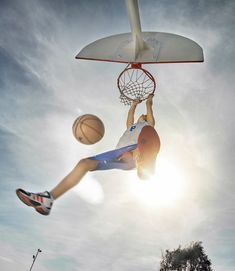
{"left": 16, "top": 94, "right": 160, "bottom": 215}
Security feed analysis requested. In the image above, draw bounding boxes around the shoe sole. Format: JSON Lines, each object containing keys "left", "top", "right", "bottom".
{"left": 16, "top": 189, "right": 49, "bottom": 216}
{"left": 35, "top": 206, "right": 49, "bottom": 216}
{"left": 138, "top": 125, "right": 160, "bottom": 155}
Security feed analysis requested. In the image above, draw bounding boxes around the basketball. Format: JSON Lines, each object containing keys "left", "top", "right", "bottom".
{"left": 72, "top": 114, "right": 105, "bottom": 145}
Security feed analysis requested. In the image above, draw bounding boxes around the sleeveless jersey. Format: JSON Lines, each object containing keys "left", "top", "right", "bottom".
{"left": 116, "top": 121, "right": 148, "bottom": 149}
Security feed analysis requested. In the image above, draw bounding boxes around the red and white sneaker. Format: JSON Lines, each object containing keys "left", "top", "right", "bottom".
{"left": 16, "top": 188, "right": 54, "bottom": 215}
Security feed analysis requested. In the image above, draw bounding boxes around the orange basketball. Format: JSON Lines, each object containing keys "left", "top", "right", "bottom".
{"left": 72, "top": 114, "right": 105, "bottom": 145}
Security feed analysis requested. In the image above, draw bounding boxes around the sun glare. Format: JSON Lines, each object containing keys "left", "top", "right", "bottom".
{"left": 129, "top": 157, "right": 185, "bottom": 208}
{"left": 73, "top": 175, "right": 104, "bottom": 205}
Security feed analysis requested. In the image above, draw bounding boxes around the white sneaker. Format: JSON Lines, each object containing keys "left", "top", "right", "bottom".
{"left": 16, "top": 188, "right": 54, "bottom": 215}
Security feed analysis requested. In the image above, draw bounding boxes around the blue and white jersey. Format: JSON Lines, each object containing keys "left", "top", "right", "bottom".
{"left": 116, "top": 121, "right": 148, "bottom": 149}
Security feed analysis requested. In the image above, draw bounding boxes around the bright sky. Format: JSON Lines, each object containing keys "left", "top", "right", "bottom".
{"left": 0, "top": 0, "right": 235, "bottom": 270}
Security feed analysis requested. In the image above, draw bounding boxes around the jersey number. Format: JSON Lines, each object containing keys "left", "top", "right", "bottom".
{"left": 130, "top": 125, "right": 136, "bottom": 132}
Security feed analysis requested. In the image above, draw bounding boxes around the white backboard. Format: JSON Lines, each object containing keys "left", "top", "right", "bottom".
{"left": 76, "top": 32, "right": 204, "bottom": 64}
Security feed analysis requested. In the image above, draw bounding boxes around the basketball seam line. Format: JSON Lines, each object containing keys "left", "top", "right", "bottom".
{"left": 80, "top": 121, "right": 104, "bottom": 137}
{"left": 73, "top": 118, "right": 82, "bottom": 137}
{"left": 80, "top": 122, "right": 94, "bottom": 144}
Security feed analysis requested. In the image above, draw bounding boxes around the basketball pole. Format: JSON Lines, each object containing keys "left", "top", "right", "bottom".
{"left": 125, "top": 0, "right": 146, "bottom": 60}
{"left": 29, "top": 249, "right": 42, "bottom": 271}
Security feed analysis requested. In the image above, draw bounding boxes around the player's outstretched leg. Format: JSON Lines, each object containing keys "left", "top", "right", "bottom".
{"left": 16, "top": 158, "right": 99, "bottom": 215}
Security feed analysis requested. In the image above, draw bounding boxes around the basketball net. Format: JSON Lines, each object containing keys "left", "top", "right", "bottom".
{"left": 117, "top": 64, "right": 156, "bottom": 105}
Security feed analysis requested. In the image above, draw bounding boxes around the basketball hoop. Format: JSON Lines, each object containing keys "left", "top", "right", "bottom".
{"left": 117, "top": 64, "right": 156, "bottom": 105}
{"left": 76, "top": 0, "right": 204, "bottom": 107}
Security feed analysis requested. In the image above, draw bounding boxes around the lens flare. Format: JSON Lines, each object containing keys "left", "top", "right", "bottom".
{"left": 129, "top": 157, "right": 185, "bottom": 208}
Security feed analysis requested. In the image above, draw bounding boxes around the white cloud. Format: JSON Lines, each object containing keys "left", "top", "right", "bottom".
{"left": 73, "top": 174, "right": 104, "bottom": 204}
{"left": 0, "top": 255, "right": 14, "bottom": 263}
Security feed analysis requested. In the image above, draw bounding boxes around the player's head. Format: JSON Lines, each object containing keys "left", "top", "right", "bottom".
{"left": 137, "top": 114, "right": 147, "bottom": 123}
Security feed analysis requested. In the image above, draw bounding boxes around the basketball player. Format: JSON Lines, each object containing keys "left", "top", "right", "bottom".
{"left": 16, "top": 94, "right": 160, "bottom": 215}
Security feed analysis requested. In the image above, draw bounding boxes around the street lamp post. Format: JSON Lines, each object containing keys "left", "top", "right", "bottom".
{"left": 29, "top": 249, "right": 42, "bottom": 271}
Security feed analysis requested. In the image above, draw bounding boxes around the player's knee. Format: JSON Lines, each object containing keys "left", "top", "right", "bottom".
{"left": 77, "top": 158, "right": 97, "bottom": 171}
{"left": 77, "top": 158, "right": 89, "bottom": 167}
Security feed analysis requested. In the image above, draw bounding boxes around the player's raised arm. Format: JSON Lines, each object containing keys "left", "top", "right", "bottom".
{"left": 126, "top": 100, "right": 140, "bottom": 129}
{"left": 146, "top": 94, "right": 155, "bottom": 127}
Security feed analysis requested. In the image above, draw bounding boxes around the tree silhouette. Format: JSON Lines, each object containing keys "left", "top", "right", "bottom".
{"left": 159, "top": 241, "right": 212, "bottom": 271}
